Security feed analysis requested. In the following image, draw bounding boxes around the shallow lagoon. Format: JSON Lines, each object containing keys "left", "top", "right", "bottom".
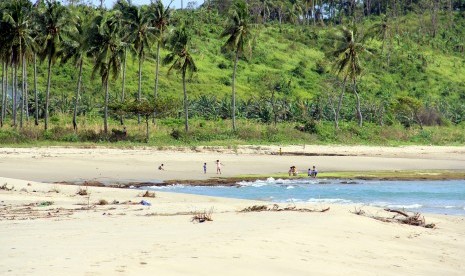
{"left": 147, "top": 179, "right": 465, "bottom": 216}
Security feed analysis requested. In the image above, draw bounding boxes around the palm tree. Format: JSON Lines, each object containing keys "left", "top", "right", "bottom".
{"left": 0, "top": 2, "right": 12, "bottom": 127}
{"left": 147, "top": 0, "right": 171, "bottom": 122}
{"left": 113, "top": 0, "right": 134, "bottom": 125}
{"left": 88, "top": 13, "right": 124, "bottom": 134}
{"left": 2, "top": 0, "right": 34, "bottom": 128}
{"left": 60, "top": 8, "right": 94, "bottom": 131}
{"left": 163, "top": 26, "right": 197, "bottom": 132}
{"left": 36, "top": 0, "right": 68, "bottom": 131}
{"left": 367, "top": 15, "right": 392, "bottom": 65}
{"left": 220, "top": 0, "right": 253, "bottom": 131}
{"left": 125, "top": 3, "right": 155, "bottom": 124}
{"left": 331, "top": 25, "right": 370, "bottom": 128}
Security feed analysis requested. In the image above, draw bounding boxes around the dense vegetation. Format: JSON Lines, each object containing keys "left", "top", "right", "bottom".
{"left": 1, "top": 0, "right": 464, "bottom": 146}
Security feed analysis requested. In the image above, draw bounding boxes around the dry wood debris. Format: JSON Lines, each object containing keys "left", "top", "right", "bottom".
{"left": 351, "top": 207, "right": 436, "bottom": 228}
{"left": 240, "top": 204, "right": 330, "bottom": 213}
{"left": 191, "top": 208, "right": 214, "bottom": 223}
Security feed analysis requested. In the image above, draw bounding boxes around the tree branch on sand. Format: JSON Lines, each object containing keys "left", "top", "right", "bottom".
{"left": 1, "top": 183, "right": 14, "bottom": 191}
{"left": 351, "top": 207, "right": 436, "bottom": 228}
{"left": 191, "top": 207, "right": 214, "bottom": 223}
{"left": 240, "top": 204, "right": 330, "bottom": 213}
{"left": 139, "top": 190, "right": 156, "bottom": 198}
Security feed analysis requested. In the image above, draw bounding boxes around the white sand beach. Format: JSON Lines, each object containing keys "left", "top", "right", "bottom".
{"left": 1, "top": 146, "right": 465, "bottom": 275}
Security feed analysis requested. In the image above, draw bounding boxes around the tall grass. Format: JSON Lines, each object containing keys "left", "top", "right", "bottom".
{"left": 0, "top": 116, "right": 463, "bottom": 146}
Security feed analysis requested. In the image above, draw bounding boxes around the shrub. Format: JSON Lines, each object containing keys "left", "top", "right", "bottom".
{"left": 170, "top": 129, "right": 182, "bottom": 140}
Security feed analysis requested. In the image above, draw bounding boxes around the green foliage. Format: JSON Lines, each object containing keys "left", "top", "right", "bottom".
{"left": 1, "top": 1, "right": 465, "bottom": 145}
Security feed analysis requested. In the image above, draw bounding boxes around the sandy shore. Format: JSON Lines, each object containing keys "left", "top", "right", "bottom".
{"left": 1, "top": 146, "right": 465, "bottom": 275}
{"left": 0, "top": 145, "right": 464, "bottom": 183}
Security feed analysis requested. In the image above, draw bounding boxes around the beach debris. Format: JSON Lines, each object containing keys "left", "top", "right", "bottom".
{"left": 76, "top": 187, "right": 89, "bottom": 196}
{"left": 139, "top": 190, "right": 156, "bottom": 198}
{"left": 48, "top": 185, "right": 61, "bottom": 193}
{"left": 351, "top": 207, "right": 365, "bottom": 215}
{"left": 38, "top": 201, "right": 54, "bottom": 207}
{"left": 140, "top": 200, "right": 151, "bottom": 206}
{"left": 240, "top": 204, "right": 330, "bottom": 213}
{"left": 0, "top": 183, "right": 14, "bottom": 191}
{"left": 351, "top": 207, "right": 436, "bottom": 228}
{"left": 97, "top": 199, "right": 109, "bottom": 205}
{"left": 191, "top": 208, "right": 214, "bottom": 223}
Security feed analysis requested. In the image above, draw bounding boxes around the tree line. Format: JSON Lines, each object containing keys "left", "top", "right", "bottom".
{"left": 1, "top": 0, "right": 464, "bottom": 141}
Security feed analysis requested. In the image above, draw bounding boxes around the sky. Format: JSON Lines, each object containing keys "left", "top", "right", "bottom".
{"left": 92, "top": 0, "right": 205, "bottom": 9}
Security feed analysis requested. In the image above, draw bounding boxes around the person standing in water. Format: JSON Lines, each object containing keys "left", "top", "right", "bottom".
{"left": 216, "top": 160, "right": 223, "bottom": 174}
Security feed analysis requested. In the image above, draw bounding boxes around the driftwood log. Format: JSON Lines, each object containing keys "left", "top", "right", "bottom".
{"left": 240, "top": 204, "right": 330, "bottom": 213}
{"left": 351, "top": 208, "right": 435, "bottom": 228}
{"left": 191, "top": 208, "right": 214, "bottom": 223}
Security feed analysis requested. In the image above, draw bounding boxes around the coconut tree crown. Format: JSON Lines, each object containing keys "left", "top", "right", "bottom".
{"left": 220, "top": 0, "right": 252, "bottom": 59}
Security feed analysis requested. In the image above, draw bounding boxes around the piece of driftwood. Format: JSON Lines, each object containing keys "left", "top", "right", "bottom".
{"left": 384, "top": 208, "right": 409, "bottom": 217}
{"left": 352, "top": 207, "right": 435, "bottom": 228}
{"left": 140, "top": 191, "right": 156, "bottom": 198}
{"left": 1, "top": 183, "right": 14, "bottom": 191}
{"left": 240, "top": 204, "right": 330, "bottom": 213}
{"left": 191, "top": 208, "right": 214, "bottom": 223}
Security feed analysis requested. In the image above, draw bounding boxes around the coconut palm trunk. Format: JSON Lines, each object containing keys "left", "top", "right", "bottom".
{"left": 3, "top": 64, "right": 8, "bottom": 125}
{"left": 353, "top": 79, "right": 362, "bottom": 127}
{"left": 13, "top": 63, "right": 17, "bottom": 127}
{"left": 145, "top": 114, "right": 149, "bottom": 143}
{"left": 44, "top": 57, "right": 52, "bottom": 131}
{"left": 231, "top": 50, "right": 239, "bottom": 131}
{"left": 153, "top": 41, "right": 161, "bottom": 123}
{"left": 0, "top": 62, "right": 6, "bottom": 127}
{"left": 120, "top": 49, "right": 127, "bottom": 125}
{"left": 34, "top": 54, "right": 38, "bottom": 126}
{"left": 137, "top": 51, "right": 142, "bottom": 124}
{"left": 73, "top": 60, "right": 83, "bottom": 131}
{"left": 20, "top": 54, "right": 25, "bottom": 128}
{"left": 104, "top": 78, "right": 109, "bottom": 134}
{"left": 23, "top": 54, "right": 29, "bottom": 122}
{"left": 182, "top": 71, "right": 188, "bottom": 132}
{"left": 335, "top": 76, "right": 347, "bottom": 130}
{"left": 1, "top": 62, "right": 4, "bottom": 127}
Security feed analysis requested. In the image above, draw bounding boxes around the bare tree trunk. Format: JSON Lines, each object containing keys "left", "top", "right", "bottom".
{"left": 44, "top": 57, "right": 52, "bottom": 131}
{"left": 182, "top": 71, "right": 188, "bottom": 132}
{"left": 3, "top": 64, "right": 8, "bottom": 125}
{"left": 153, "top": 41, "right": 161, "bottom": 123}
{"left": 20, "top": 54, "right": 26, "bottom": 128}
{"left": 145, "top": 115, "right": 149, "bottom": 143}
{"left": 120, "top": 49, "right": 126, "bottom": 125}
{"left": 13, "top": 63, "right": 17, "bottom": 127}
{"left": 0, "top": 62, "right": 4, "bottom": 127}
{"left": 312, "top": 0, "right": 316, "bottom": 25}
{"left": 231, "top": 50, "right": 239, "bottom": 131}
{"left": 335, "top": 76, "right": 347, "bottom": 130}
{"left": 73, "top": 60, "right": 83, "bottom": 131}
{"left": 34, "top": 54, "right": 39, "bottom": 126}
{"left": 353, "top": 79, "right": 363, "bottom": 127}
{"left": 24, "top": 55, "right": 29, "bottom": 122}
{"left": 137, "top": 51, "right": 142, "bottom": 124}
{"left": 104, "top": 78, "right": 109, "bottom": 134}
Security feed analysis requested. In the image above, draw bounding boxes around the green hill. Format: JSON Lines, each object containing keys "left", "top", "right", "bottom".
{"left": 1, "top": 1, "right": 465, "bottom": 145}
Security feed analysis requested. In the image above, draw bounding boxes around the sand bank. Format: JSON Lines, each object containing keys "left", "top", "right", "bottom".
{"left": 0, "top": 145, "right": 464, "bottom": 184}
{"left": 1, "top": 177, "right": 465, "bottom": 275}
{"left": 1, "top": 146, "right": 465, "bottom": 275}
